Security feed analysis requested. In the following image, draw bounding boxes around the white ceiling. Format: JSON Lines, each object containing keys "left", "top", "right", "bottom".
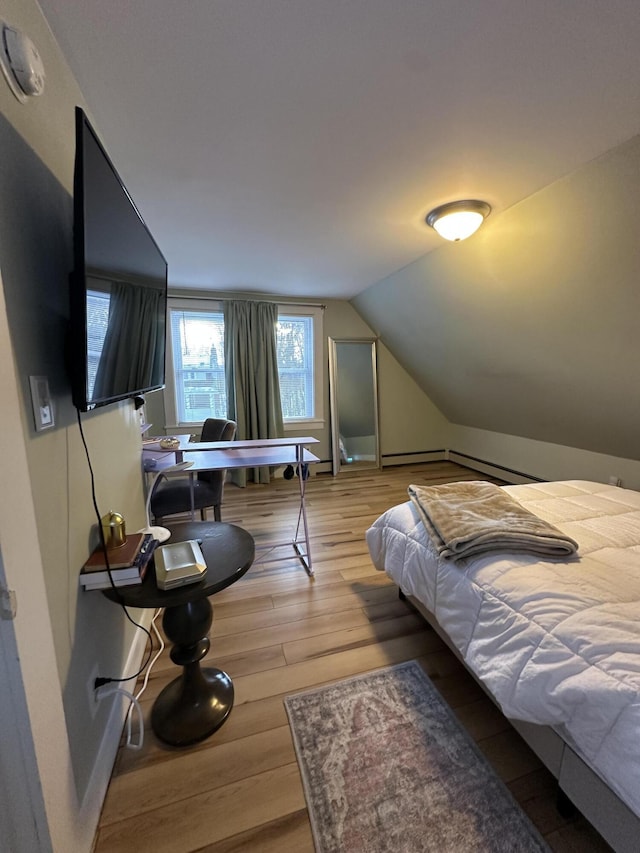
{"left": 38, "top": 0, "right": 640, "bottom": 299}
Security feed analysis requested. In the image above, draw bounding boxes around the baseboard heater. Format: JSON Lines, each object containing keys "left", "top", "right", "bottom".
{"left": 381, "top": 449, "right": 447, "bottom": 467}
{"left": 446, "top": 450, "right": 543, "bottom": 485}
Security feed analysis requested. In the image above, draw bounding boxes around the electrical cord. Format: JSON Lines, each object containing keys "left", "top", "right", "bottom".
{"left": 96, "top": 686, "right": 144, "bottom": 750}
{"left": 76, "top": 408, "right": 154, "bottom": 687}
{"left": 94, "top": 609, "right": 164, "bottom": 752}
{"left": 116, "top": 607, "right": 166, "bottom": 751}
{"left": 135, "top": 608, "right": 165, "bottom": 701}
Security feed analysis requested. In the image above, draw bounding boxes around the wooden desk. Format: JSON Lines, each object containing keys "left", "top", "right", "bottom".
{"left": 104, "top": 521, "right": 255, "bottom": 746}
{"left": 143, "top": 437, "right": 319, "bottom": 576}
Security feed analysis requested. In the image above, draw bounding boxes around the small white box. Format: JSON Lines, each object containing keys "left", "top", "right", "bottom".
{"left": 155, "top": 540, "right": 207, "bottom": 590}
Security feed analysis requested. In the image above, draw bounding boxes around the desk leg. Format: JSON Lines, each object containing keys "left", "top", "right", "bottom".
{"left": 151, "top": 597, "right": 233, "bottom": 746}
{"left": 293, "top": 446, "right": 313, "bottom": 577}
{"left": 189, "top": 471, "right": 195, "bottom": 521}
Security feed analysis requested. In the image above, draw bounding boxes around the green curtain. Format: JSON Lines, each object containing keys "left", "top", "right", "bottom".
{"left": 223, "top": 299, "right": 284, "bottom": 485}
{"left": 93, "top": 280, "right": 163, "bottom": 401}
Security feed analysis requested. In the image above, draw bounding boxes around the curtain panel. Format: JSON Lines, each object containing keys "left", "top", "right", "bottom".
{"left": 223, "top": 300, "right": 284, "bottom": 485}
{"left": 93, "top": 280, "right": 163, "bottom": 401}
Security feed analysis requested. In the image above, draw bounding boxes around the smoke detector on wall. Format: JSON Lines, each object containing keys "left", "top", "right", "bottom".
{"left": 0, "top": 22, "right": 45, "bottom": 103}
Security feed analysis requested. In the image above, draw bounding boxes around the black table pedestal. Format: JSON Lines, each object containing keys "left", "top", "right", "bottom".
{"left": 103, "top": 521, "right": 254, "bottom": 748}
{"left": 150, "top": 596, "right": 233, "bottom": 746}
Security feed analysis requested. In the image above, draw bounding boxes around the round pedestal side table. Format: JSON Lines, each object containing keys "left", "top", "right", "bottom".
{"left": 104, "top": 520, "right": 255, "bottom": 746}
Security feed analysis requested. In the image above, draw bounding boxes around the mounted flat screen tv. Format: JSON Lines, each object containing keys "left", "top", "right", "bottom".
{"left": 71, "top": 107, "right": 167, "bottom": 411}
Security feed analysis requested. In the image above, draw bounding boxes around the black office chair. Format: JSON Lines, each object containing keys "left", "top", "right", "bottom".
{"left": 150, "top": 418, "right": 237, "bottom": 523}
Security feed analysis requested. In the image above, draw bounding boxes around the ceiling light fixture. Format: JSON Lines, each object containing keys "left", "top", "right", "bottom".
{"left": 426, "top": 200, "right": 491, "bottom": 242}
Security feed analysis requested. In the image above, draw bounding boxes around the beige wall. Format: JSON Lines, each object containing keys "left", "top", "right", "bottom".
{"left": 148, "top": 295, "right": 449, "bottom": 467}
{"left": 353, "top": 134, "right": 640, "bottom": 466}
{"left": 377, "top": 340, "right": 450, "bottom": 457}
{"left": 1, "top": 0, "right": 150, "bottom": 846}
{"left": 450, "top": 425, "right": 640, "bottom": 491}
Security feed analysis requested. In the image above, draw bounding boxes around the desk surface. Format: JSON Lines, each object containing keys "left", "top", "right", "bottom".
{"left": 183, "top": 446, "right": 319, "bottom": 472}
{"left": 144, "top": 435, "right": 319, "bottom": 452}
{"left": 144, "top": 438, "right": 320, "bottom": 473}
{"left": 102, "top": 522, "right": 255, "bottom": 609}
{"left": 185, "top": 436, "right": 319, "bottom": 452}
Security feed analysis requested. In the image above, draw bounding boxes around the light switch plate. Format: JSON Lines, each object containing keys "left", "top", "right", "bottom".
{"left": 29, "top": 375, "right": 55, "bottom": 432}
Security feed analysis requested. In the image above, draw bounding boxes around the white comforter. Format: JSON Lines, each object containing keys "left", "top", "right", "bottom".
{"left": 366, "top": 480, "right": 640, "bottom": 816}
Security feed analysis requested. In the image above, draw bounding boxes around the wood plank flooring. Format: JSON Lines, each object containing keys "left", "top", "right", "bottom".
{"left": 94, "top": 462, "right": 611, "bottom": 852}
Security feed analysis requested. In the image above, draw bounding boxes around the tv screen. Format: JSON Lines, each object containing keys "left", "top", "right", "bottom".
{"left": 71, "top": 107, "right": 167, "bottom": 411}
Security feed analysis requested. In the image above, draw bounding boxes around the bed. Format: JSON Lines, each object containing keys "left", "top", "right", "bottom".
{"left": 366, "top": 480, "right": 640, "bottom": 853}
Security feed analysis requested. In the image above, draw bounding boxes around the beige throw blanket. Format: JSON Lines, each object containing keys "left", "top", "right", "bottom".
{"left": 408, "top": 481, "right": 579, "bottom": 560}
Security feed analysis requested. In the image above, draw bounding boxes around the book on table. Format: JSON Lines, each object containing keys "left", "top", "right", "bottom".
{"left": 80, "top": 533, "right": 158, "bottom": 589}
{"left": 82, "top": 533, "right": 145, "bottom": 570}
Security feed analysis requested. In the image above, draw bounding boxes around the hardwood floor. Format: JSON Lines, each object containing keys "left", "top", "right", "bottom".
{"left": 94, "top": 462, "right": 611, "bottom": 852}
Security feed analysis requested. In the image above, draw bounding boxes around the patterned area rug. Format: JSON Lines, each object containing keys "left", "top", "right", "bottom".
{"left": 284, "top": 661, "right": 549, "bottom": 853}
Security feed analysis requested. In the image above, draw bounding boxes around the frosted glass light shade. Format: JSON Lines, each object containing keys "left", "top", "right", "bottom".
{"left": 426, "top": 200, "right": 491, "bottom": 241}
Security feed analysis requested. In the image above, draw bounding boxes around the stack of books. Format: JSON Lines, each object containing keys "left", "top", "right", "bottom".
{"left": 80, "top": 533, "right": 158, "bottom": 590}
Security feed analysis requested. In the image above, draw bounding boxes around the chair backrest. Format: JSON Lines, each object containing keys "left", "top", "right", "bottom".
{"left": 197, "top": 418, "right": 237, "bottom": 485}
{"left": 200, "top": 418, "right": 237, "bottom": 443}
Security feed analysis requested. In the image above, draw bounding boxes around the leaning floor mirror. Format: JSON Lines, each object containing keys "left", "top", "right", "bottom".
{"left": 328, "top": 338, "right": 380, "bottom": 475}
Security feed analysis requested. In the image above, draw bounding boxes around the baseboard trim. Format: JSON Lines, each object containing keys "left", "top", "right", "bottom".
{"left": 84, "top": 611, "right": 154, "bottom": 851}
{"left": 447, "top": 450, "right": 543, "bottom": 484}
{"left": 292, "top": 449, "right": 540, "bottom": 482}
{"left": 381, "top": 450, "right": 447, "bottom": 467}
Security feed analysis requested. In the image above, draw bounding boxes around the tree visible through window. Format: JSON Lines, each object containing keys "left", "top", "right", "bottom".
{"left": 276, "top": 315, "right": 314, "bottom": 419}
{"left": 168, "top": 305, "right": 319, "bottom": 425}
{"left": 169, "top": 309, "right": 226, "bottom": 423}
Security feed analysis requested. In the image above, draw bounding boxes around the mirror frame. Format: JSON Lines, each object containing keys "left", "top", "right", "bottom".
{"left": 328, "top": 337, "right": 380, "bottom": 476}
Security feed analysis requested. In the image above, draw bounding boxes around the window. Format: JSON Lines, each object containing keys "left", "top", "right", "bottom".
{"left": 167, "top": 305, "right": 226, "bottom": 424}
{"left": 165, "top": 299, "right": 324, "bottom": 429}
{"left": 276, "top": 304, "right": 324, "bottom": 429}
{"left": 277, "top": 315, "right": 314, "bottom": 419}
{"left": 86, "top": 288, "right": 110, "bottom": 399}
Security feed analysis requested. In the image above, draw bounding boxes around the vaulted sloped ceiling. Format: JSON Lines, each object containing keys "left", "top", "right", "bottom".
{"left": 35, "top": 0, "right": 640, "bottom": 298}
{"left": 33, "top": 0, "right": 640, "bottom": 460}
{"left": 353, "top": 135, "right": 640, "bottom": 461}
